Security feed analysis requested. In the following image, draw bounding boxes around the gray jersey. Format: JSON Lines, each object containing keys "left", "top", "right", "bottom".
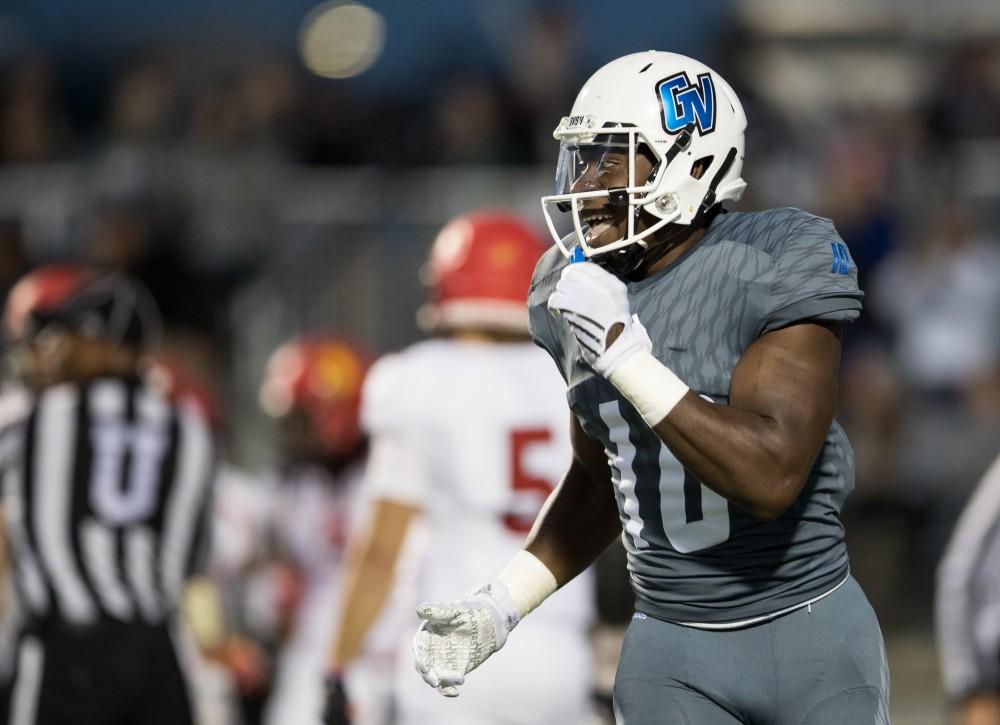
{"left": 528, "top": 207, "right": 864, "bottom": 624}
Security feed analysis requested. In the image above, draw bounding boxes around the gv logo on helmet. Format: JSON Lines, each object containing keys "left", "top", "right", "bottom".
{"left": 656, "top": 72, "right": 716, "bottom": 135}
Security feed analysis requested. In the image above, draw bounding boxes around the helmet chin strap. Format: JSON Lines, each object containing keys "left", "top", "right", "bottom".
{"left": 593, "top": 204, "right": 722, "bottom": 280}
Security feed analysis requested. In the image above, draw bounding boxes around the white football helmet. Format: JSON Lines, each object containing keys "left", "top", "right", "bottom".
{"left": 540, "top": 51, "right": 747, "bottom": 271}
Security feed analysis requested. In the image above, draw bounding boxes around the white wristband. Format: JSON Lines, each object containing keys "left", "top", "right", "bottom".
{"left": 608, "top": 349, "right": 689, "bottom": 427}
{"left": 495, "top": 551, "right": 558, "bottom": 619}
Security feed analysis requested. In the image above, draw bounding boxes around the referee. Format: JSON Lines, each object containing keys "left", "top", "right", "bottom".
{"left": 0, "top": 265, "right": 215, "bottom": 725}
{"left": 937, "top": 454, "right": 1000, "bottom": 725}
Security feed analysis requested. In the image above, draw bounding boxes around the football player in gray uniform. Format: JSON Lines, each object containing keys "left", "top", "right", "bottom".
{"left": 411, "top": 51, "right": 890, "bottom": 724}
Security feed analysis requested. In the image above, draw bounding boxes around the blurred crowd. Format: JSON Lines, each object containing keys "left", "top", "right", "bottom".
{"left": 0, "top": 6, "right": 998, "bottom": 640}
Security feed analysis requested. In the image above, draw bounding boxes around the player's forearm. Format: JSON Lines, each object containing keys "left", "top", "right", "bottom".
{"left": 482, "top": 419, "right": 618, "bottom": 625}
{"left": 651, "top": 394, "right": 821, "bottom": 520}
{"left": 489, "top": 463, "right": 618, "bottom": 625}
{"left": 524, "top": 459, "right": 622, "bottom": 586}
{"left": 329, "top": 554, "right": 396, "bottom": 670}
{"left": 329, "top": 499, "right": 417, "bottom": 670}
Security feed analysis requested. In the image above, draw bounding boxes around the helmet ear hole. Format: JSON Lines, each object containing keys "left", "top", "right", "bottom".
{"left": 637, "top": 142, "right": 657, "bottom": 166}
{"left": 692, "top": 156, "right": 713, "bottom": 180}
{"left": 637, "top": 142, "right": 659, "bottom": 184}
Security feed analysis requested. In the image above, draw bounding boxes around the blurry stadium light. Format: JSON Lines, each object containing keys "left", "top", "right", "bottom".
{"left": 299, "top": 1, "right": 385, "bottom": 79}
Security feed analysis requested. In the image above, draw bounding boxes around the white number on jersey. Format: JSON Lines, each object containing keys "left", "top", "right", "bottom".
{"left": 90, "top": 421, "right": 168, "bottom": 525}
{"left": 599, "top": 400, "right": 729, "bottom": 553}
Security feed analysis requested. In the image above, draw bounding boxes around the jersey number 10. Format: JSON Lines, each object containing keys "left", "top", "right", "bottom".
{"left": 599, "top": 400, "right": 730, "bottom": 553}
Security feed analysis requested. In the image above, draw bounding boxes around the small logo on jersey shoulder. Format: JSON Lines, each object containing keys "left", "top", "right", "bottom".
{"left": 657, "top": 72, "right": 716, "bottom": 135}
{"left": 829, "top": 242, "right": 851, "bottom": 275}
{"left": 632, "top": 612, "right": 648, "bottom": 620}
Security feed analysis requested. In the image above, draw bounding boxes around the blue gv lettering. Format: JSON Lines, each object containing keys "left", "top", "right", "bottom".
{"left": 657, "top": 72, "right": 716, "bottom": 134}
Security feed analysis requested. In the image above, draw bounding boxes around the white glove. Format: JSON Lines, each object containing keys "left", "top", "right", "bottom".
{"left": 547, "top": 262, "right": 653, "bottom": 376}
{"left": 412, "top": 582, "right": 520, "bottom": 697}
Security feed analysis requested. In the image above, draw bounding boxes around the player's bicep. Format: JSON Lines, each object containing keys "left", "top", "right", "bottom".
{"left": 730, "top": 321, "right": 841, "bottom": 464}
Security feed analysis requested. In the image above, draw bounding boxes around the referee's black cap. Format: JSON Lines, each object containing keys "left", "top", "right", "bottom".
{"left": 3, "top": 264, "right": 162, "bottom": 350}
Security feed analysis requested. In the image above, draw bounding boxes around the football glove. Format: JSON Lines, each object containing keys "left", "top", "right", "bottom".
{"left": 547, "top": 262, "right": 653, "bottom": 376}
{"left": 320, "top": 673, "right": 351, "bottom": 725}
{"left": 412, "top": 582, "right": 520, "bottom": 697}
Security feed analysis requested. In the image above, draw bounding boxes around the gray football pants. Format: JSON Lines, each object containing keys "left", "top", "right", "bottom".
{"left": 613, "top": 576, "right": 890, "bottom": 724}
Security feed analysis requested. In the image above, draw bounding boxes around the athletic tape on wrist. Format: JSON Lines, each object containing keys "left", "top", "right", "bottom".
{"left": 608, "top": 349, "right": 689, "bottom": 427}
{"left": 495, "top": 551, "right": 558, "bottom": 619}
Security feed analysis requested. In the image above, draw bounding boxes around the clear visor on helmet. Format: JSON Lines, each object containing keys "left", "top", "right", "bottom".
{"left": 542, "top": 129, "right": 671, "bottom": 260}
{"left": 552, "top": 138, "right": 635, "bottom": 196}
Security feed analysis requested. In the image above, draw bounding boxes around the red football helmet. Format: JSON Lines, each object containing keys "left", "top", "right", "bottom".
{"left": 259, "top": 337, "right": 373, "bottom": 458}
{"left": 419, "top": 210, "right": 547, "bottom": 332}
{"left": 3, "top": 264, "right": 94, "bottom": 342}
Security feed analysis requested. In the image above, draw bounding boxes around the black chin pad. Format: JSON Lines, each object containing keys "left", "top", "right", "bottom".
{"left": 592, "top": 245, "right": 648, "bottom": 278}
{"left": 608, "top": 188, "right": 629, "bottom": 207}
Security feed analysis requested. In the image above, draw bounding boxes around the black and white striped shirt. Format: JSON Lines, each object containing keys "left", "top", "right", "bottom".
{"left": 0, "top": 376, "right": 215, "bottom": 627}
{"left": 937, "top": 455, "right": 1000, "bottom": 700}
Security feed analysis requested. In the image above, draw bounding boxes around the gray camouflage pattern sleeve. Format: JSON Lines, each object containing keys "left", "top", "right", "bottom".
{"left": 759, "top": 213, "right": 864, "bottom": 334}
{"left": 527, "top": 246, "right": 572, "bottom": 382}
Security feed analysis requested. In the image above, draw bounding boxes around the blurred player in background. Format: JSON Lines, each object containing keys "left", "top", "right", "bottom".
{"left": 323, "top": 211, "right": 595, "bottom": 725}
{"left": 413, "top": 51, "right": 890, "bottom": 724}
{"left": 210, "top": 335, "right": 404, "bottom": 725}
{"left": 937, "top": 454, "right": 1000, "bottom": 725}
{"left": 0, "top": 264, "right": 215, "bottom": 725}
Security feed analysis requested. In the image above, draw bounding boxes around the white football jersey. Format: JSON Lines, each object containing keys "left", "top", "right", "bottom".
{"left": 362, "top": 338, "right": 594, "bottom": 628}
{"left": 210, "top": 463, "right": 410, "bottom": 725}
